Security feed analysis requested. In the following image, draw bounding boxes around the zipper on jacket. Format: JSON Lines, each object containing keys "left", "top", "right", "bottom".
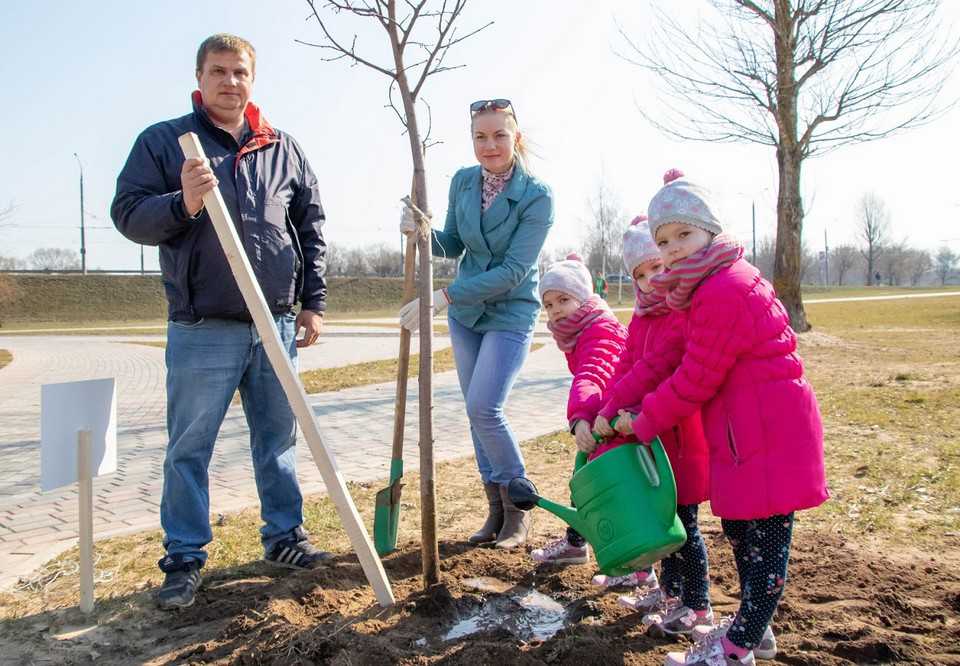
{"left": 726, "top": 420, "right": 741, "bottom": 465}
{"left": 673, "top": 426, "right": 682, "bottom": 459}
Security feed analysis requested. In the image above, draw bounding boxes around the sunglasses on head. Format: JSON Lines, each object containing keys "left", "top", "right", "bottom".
{"left": 470, "top": 99, "right": 517, "bottom": 120}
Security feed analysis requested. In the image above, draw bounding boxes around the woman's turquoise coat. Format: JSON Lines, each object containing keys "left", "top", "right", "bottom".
{"left": 432, "top": 164, "right": 554, "bottom": 332}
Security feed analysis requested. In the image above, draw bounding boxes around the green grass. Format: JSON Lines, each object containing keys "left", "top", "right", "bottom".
{"left": 801, "top": 297, "right": 960, "bottom": 540}
{"left": 0, "top": 349, "right": 11, "bottom": 370}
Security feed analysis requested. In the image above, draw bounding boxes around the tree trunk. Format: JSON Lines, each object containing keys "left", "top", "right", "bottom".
{"left": 771, "top": 1, "right": 810, "bottom": 332}
{"left": 387, "top": 0, "right": 440, "bottom": 588}
{"left": 773, "top": 147, "right": 809, "bottom": 331}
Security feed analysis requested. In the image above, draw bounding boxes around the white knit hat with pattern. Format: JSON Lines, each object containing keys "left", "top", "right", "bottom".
{"left": 647, "top": 168, "right": 722, "bottom": 239}
{"left": 539, "top": 259, "right": 593, "bottom": 303}
{"left": 622, "top": 215, "right": 659, "bottom": 276}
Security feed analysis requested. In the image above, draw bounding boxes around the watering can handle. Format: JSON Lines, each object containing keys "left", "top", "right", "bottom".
{"left": 637, "top": 442, "right": 661, "bottom": 487}
{"left": 578, "top": 414, "right": 621, "bottom": 474}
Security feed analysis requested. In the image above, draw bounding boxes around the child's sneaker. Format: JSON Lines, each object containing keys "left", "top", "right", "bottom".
{"left": 692, "top": 617, "right": 777, "bottom": 660}
{"left": 619, "top": 586, "right": 675, "bottom": 613}
{"left": 664, "top": 636, "right": 755, "bottom": 665}
{"left": 530, "top": 537, "right": 589, "bottom": 565}
{"left": 592, "top": 569, "right": 659, "bottom": 589}
{"left": 644, "top": 604, "right": 714, "bottom": 637}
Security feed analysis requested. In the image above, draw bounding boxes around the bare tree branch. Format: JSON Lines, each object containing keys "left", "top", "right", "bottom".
{"left": 620, "top": 0, "right": 959, "bottom": 331}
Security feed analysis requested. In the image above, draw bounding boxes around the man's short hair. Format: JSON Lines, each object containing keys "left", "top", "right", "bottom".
{"left": 196, "top": 34, "right": 256, "bottom": 74}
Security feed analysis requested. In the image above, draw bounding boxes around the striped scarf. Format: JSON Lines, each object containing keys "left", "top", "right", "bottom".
{"left": 651, "top": 234, "right": 743, "bottom": 310}
{"left": 547, "top": 294, "right": 617, "bottom": 353}
{"left": 634, "top": 284, "right": 671, "bottom": 318}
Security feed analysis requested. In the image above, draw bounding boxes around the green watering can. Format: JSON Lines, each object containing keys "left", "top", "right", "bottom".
{"left": 508, "top": 437, "right": 687, "bottom": 575}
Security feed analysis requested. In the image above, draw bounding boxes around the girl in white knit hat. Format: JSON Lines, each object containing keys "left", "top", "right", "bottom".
{"left": 528, "top": 257, "right": 628, "bottom": 565}
{"left": 592, "top": 215, "right": 713, "bottom": 639}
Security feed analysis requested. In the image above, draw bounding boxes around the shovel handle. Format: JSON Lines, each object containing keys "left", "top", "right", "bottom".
{"left": 389, "top": 197, "right": 420, "bottom": 461}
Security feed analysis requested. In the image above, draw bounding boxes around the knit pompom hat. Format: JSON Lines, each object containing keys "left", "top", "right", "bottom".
{"left": 647, "top": 168, "right": 722, "bottom": 239}
{"left": 622, "top": 215, "right": 660, "bottom": 276}
{"left": 539, "top": 259, "right": 593, "bottom": 303}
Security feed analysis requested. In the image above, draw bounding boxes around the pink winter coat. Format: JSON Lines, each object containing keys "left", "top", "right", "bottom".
{"left": 632, "top": 257, "right": 828, "bottom": 520}
{"left": 565, "top": 316, "right": 628, "bottom": 428}
{"left": 598, "top": 310, "right": 709, "bottom": 506}
{"left": 566, "top": 317, "right": 627, "bottom": 424}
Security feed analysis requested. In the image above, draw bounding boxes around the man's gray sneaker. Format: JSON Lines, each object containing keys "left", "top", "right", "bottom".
{"left": 157, "top": 556, "right": 202, "bottom": 610}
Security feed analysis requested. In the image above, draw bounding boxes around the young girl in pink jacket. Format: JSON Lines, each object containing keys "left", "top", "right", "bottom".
{"left": 529, "top": 257, "right": 628, "bottom": 565}
{"left": 592, "top": 217, "right": 712, "bottom": 636}
{"left": 615, "top": 170, "right": 828, "bottom": 666}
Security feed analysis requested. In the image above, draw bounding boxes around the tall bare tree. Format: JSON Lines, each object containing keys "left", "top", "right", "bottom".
{"left": 936, "top": 246, "right": 958, "bottom": 285}
{"left": 830, "top": 244, "right": 859, "bottom": 286}
{"left": 857, "top": 193, "right": 890, "bottom": 285}
{"left": 621, "top": 0, "right": 958, "bottom": 330}
{"left": 300, "top": 0, "right": 490, "bottom": 587}
{"left": 903, "top": 248, "right": 932, "bottom": 286}
{"left": 582, "top": 179, "right": 628, "bottom": 278}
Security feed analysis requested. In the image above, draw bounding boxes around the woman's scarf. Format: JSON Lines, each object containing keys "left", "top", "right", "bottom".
{"left": 548, "top": 294, "right": 618, "bottom": 353}
{"left": 481, "top": 164, "right": 514, "bottom": 211}
{"left": 651, "top": 234, "right": 743, "bottom": 310}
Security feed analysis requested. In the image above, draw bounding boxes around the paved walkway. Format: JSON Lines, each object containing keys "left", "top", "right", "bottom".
{"left": 0, "top": 327, "right": 567, "bottom": 591}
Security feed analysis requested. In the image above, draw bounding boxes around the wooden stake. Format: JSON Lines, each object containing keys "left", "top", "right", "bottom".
{"left": 416, "top": 217, "right": 440, "bottom": 586}
{"left": 178, "top": 132, "right": 394, "bottom": 607}
{"left": 77, "top": 429, "right": 94, "bottom": 614}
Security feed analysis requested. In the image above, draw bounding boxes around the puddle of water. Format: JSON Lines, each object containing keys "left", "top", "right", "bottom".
{"left": 444, "top": 579, "right": 568, "bottom": 643}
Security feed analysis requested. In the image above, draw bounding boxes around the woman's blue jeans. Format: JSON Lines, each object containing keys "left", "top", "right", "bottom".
{"left": 161, "top": 313, "right": 303, "bottom": 566}
{"left": 448, "top": 316, "right": 533, "bottom": 485}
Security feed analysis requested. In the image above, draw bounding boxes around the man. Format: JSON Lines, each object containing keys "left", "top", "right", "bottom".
{"left": 112, "top": 34, "right": 330, "bottom": 610}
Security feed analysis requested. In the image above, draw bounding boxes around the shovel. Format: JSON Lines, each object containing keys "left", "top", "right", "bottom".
{"left": 373, "top": 196, "right": 421, "bottom": 556}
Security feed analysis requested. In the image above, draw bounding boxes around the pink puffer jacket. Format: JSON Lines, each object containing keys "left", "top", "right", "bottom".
{"left": 565, "top": 316, "right": 628, "bottom": 425}
{"left": 599, "top": 310, "right": 709, "bottom": 506}
{"left": 632, "top": 258, "right": 828, "bottom": 520}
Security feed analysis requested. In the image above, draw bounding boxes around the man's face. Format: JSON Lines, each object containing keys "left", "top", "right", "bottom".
{"left": 196, "top": 49, "right": 254, "bottom": 125}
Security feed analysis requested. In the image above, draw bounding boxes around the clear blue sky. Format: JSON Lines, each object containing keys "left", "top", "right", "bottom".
{"left": 1, "top": 1, "right": 958, "bottom": 270}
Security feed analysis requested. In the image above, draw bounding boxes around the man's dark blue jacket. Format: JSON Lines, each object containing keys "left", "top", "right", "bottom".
{"left": 111, "top": 93, "right": 326, "bottom": 322}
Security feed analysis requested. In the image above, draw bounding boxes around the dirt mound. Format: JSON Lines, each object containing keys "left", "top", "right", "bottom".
{"left": 6, "top": 526, "right": 956, "bottom": 665}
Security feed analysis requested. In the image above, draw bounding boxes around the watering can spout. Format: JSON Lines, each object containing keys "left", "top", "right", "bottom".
{"left": 535, "top": 497, "right": 584, "bottom": 535}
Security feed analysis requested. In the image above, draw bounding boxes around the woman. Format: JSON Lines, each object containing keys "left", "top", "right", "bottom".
{"left": 398, "top": 99, "right": 554, "bottom": 548}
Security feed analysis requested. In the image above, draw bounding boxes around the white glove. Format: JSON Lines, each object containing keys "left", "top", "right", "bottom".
{"left": 400, "top": 203, "right": 430, "bottom": 236}
{"left": 399, "top": 288, "right": 450, "bottom": 331}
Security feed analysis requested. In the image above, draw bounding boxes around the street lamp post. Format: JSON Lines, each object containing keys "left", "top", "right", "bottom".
{"left": 73, "top": 153, "right": 87, "bottom": 275}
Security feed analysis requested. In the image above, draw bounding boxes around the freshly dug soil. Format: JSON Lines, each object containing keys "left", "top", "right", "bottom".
{"left": 4, "top": 523, "right": 957, "bottom": 665}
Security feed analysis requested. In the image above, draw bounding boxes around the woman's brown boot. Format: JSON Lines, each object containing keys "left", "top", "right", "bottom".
{"left": 468, "top": 482, "right": 504, "bottom": 544}
{"left": 494, "top": 484, "right": 532, "bottom": 549}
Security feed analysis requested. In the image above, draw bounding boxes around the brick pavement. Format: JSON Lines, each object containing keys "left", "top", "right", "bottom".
{"left": 0, "top": 329, "right": 567, "bottom": 591}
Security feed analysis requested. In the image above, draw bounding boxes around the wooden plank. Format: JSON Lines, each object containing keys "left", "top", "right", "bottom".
{"left": 177, "top": 132, "right": 394, "bottom": 607}
{"left": 77, "top": 429, "right": 94, "bottom": 614}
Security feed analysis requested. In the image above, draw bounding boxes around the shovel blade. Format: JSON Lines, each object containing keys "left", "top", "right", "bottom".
{"left": 374, "top": 479, "right": 403, "bottom": 556}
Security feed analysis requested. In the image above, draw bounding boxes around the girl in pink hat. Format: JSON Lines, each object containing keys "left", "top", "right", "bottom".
{"left": 528, "top": 257, "right": 628, "bottom": 565}
{"left": 614, "top": 169, "right": 827, "bottom": 666}
{"left": 591, "top": 216, "right": 711, "bottom": 635}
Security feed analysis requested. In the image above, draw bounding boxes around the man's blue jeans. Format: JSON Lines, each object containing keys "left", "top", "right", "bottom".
{"left": 161, "top": 313, "right": 303, "bottom": 566}
{"left": 448, "top": 316, "right": 532, "bottom": 485}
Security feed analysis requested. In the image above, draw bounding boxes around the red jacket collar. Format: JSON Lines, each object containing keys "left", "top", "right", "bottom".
{"left": 191, "top": 90, "right": 278, "bottom": 157}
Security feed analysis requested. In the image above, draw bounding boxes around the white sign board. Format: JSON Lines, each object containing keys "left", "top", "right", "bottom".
{"left": 40, "top": 378, "right": 117, "bottom": 491}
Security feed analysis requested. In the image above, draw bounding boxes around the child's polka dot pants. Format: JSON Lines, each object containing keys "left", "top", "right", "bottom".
{"left": 660, "top": 503, "right": 710, "bottom": 610}
{"left": 721, "top": 513, "right": 795, "bottom": 651}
